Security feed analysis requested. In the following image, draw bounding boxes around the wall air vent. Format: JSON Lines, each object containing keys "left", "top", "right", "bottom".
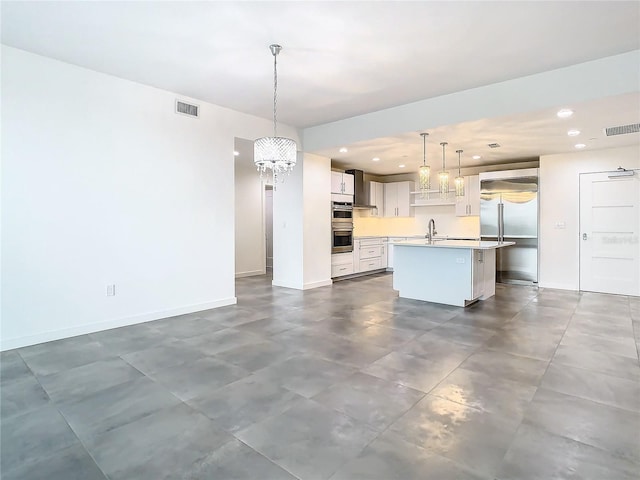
{"left": 604, "top": 123, "right": 640, "bottom": 136}
{"left": 488, "top": 143, "right": 500, "bottom": 148}
{"left": 175, "top": 100, "right": 199, "bottom": 118}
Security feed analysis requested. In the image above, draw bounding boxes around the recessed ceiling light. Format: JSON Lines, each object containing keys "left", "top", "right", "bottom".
{"left": 372, "top": 157, "right": 380, "bottom": 162}
{"left": 557, "top": 108, "right": 573, "bottom": 118}
{"left": 567, "top": 129, "right": 580, "bottom": 136}
{"left": 472, "top": 155, "right": 481, "bottom": 160}
{"left": 339, "top": 147, "right": 348, "bottom": 153}
{"left": 233, "top": 151, "right": 240, "bottom": 156}
{"left": 575, "top": 143, "right": 586, "bottom": 149}
{"left": 398, "top": 164, "right": 406, "bottom": 168}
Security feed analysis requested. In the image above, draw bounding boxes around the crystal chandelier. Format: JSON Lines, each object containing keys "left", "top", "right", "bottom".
{"left": 455, "top": 149, "right": 465, "bottom": 197}
{"left": 418, "top": 133, "right": 430, "bottom": 198}
{"left": 254, "top": 44, "right": 297, "bottom": 186}
{"left": 439, "top": 142, "right": 449, "bottom": 198}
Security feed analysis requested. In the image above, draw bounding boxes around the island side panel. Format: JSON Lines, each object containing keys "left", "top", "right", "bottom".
{"left": 480, "top": 248, "right": 497, "bottom": 300}
{"left": 392, "top": 245, "right": 473, "bottom": 307}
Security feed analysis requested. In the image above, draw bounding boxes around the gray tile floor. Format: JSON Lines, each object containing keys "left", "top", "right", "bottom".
{"left": 2, "top": 273, "right": 639, "bottom": 479}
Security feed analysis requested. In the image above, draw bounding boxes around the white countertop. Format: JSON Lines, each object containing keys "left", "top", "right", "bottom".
{"left": 392, "top": 239, "right": 515, "bottom": 250}
{"left": 354, "top": 235, "right": 479, "bottom": 240}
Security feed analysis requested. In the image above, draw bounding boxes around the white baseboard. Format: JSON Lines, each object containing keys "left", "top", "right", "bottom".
{"left": 302, "top": 279, "right": 333, "bottom": 290}
{"left": 537, "top": 282, "right": 578, "bottom": 292}
{"left": 271, "top": 279, "right": 303, "bottom": 290}
{"left": 235, "top": 269, "right": 266, "bottom": 278}
{"left": 271, "top": 278, "right": 333, "bottom": 290}
{"left": 0, "top": 297, "right": 237, "bottom": 352}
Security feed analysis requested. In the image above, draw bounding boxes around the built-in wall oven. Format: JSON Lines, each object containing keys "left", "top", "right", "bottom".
{"left": 331, "top": 201, "right": 353, "bottom": 224}
{"left": 331, "top": 201, "right": 354, "bottom": 253}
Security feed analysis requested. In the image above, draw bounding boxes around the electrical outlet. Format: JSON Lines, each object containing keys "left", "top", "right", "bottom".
{"left": 456, "top": 258, "right": 465, "bottom": 264}
{"left": 106, "top": 284, "right": 116, "bottom": 296}
{"left": 555, "top": 222, "right": 566, "bottom": 229}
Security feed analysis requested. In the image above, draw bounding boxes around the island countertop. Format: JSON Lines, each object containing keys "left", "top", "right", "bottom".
{"left": 392, "top": 239, "right": 515, "bottom": 250}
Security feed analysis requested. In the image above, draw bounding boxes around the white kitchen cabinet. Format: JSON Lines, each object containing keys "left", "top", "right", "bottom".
{"left": 369, "top": 181, "right": 385, "bottom": 217}
{"left": 331, "top": 171, "right": 354, "bottom": 195}
{"left": 352, "top": 239, "right": 361, "bottom": 273}
{"left": 380, "top": 239, "right": 388, "bottom": 269}
{"left": 331, "top": 252, "right": 354, "bottom": 277}
{"left": 455, "top": 175, "right": 480, "bottom": 216}
{"left": 384, "top": 181, "right": 414, "bottom": 217}
{"left": 354, "top": 237, "right": 387, "bottom": 273}
{"left": 386, "top": 237, "right": 407, "bottom": 270}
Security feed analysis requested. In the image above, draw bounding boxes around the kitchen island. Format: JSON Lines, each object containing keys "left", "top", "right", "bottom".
{"left": 392, "top": 239, "right": 515, "bottom": 307}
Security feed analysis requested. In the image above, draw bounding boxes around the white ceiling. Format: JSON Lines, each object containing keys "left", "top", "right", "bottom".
{"left": 322, "top": 92, "right": 640, "bottom": 175}
{"left": 2, "top": 1, "right": 640, "bottom": 174}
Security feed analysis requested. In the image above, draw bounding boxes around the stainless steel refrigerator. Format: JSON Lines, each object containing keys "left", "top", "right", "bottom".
{"left": 480, "top": 168, "right": 539, "bottom": 285}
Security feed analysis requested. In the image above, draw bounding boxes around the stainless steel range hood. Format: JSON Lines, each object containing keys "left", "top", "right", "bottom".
{"left": 345, "top": 169, "right": 376, "bottom": 209}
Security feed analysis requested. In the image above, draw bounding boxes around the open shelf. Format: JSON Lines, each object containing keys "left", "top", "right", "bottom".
{"left": 410, "top": 201, "right": 456, "bottom": 207}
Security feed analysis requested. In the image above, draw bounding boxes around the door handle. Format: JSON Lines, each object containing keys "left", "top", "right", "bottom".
{"left": 582, "top": 233, "right": 587, "bottom": 240}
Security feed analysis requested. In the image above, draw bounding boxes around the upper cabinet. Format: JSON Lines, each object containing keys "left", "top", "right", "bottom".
{"left": 384, "top": 181, "right": 415, "bottom": 217}
{"left": 369, "top": 181, "right": 385, "bottom": 216}
{"left": 331, "top": 171, "right": 354, "bottom": 195}
{"left": 456, "top": 175, "right": 480, "bottom": 216}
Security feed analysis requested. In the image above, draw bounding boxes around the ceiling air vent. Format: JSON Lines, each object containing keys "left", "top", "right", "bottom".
{"left": 175, "top": 99, "right": 199, "bottom": 118}
{"left": 604, "top": 123, "right": 640, "bottom": 136}
{"left": 488, "top": 143, "right": 500, "bottom": 148}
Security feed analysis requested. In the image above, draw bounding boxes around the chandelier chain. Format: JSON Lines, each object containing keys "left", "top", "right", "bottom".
{"left": 273, "top": 50, "right": 278, "bottom": 137}
{"left": 423, "top": 134, "right": 426, "bottom": 165}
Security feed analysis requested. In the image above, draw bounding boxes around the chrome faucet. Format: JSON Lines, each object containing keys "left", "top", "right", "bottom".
{"left": 426, "top": 218, "right": 437, "bottom": 243}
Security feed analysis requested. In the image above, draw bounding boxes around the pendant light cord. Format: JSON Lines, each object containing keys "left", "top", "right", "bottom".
{"left": 273, "top": 50, "right": 278, "bottom": 137}
{"left": 441, "top": 142, "right": 447, "bottom": 169}
{"left": 423, "top": 135, "right": 426, "bottom": 166}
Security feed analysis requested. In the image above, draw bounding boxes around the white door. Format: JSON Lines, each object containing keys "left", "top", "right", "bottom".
{"left": 331, "top": 171, "right": 344, "bottom": 193}
{"left": 384, "top": 183, "right": 398, "bottom": 217}
{"left": 343, "top": 173, "right": 355, "bottom": 195}
{"left": 396, "top": 181, "right": 412, "bottom": 217}
{"left": 468, "top": 175, "right": 481, "bottom": 216}
{"left": 580, "top": 170, "right": 640, "bottom": 296}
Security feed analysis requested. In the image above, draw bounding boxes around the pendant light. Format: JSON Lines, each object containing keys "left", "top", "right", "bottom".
{"left": 438, "top": 142, "right": 449, "bottom": 198}
{"left": 418, "top": 133, "right": 430, "bottom": 198}
{"left": 254, "top": 44, "right": 297, "bottom": 187}
{"left": 455, "top": 149, "right": 465, "bottom": 197}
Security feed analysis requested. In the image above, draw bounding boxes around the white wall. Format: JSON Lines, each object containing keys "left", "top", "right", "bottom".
{"left": 354, "top": 209, "right": 480, "bottom": 239}
{"left": 303, "top": 153, "right": 332, "bottom": 288}
{"left": 272, "top": 152, "right": 332, "bottom": 290}
{"left": 1, "top": 46, "right": 299, "bottom": 350}
{"left": 234, "top": 138, "right": 265, "bottom": 277}
{"left": 539, "top": 145, "right": 640, "bottom": 291}
{"left": 272, "top": 153, "right": 305, "bottom": 289}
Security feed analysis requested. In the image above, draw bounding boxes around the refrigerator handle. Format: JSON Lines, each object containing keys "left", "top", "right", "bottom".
{"left": 497, "top": 202, "right": 504, "bottom": 244}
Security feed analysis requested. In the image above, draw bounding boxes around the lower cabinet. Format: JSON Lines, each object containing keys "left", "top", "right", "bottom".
{"left": 386, "top": 237, "right": 408, "bottom": 270}
{"left": 331, "top": 252, "right": 354, "bottom": 278}
{"left": 356, "top": 238, "right": 386, "bottom": 273}
{"left": 381, "top": 240, "right": 388, "bottom": 269}
{"left": 360, "top": 257, "right": 382, "bottom": 271}
{"left": 332, "top": 237, "right": 389, "bottom": 278}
